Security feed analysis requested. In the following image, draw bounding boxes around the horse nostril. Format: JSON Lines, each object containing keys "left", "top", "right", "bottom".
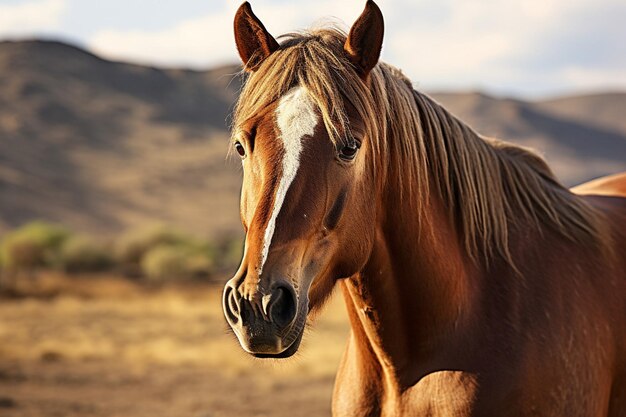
{"left": 224, "top": 285, "right": 242, "bottom": 324}
{"left": 268, "top": 286, "right": 297, "bottom": 329}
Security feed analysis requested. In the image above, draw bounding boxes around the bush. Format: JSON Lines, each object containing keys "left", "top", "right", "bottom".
{"left": 140, "top": 243, "right": 214, "bottom": 282}
{"left": 215, "top": 235, "right": 244, "bottom": 271}
{"left": 0, "top": 222, "right": 221, "bottom": 281}
{"left": 60, "top": 236, "right": 113, "bottom": 273}
{"left": 115, "top": 224, "right": 186, "bottom": 265}
{"left": 0, "top": 221, "right": 70, "bottom": 271}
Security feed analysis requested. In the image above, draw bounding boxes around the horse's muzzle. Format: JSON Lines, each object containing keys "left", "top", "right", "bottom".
{"left": 223, "top": 281, "right": 302, "bottom": 357}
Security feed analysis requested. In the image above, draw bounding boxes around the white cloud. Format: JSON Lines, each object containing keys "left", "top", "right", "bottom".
{"left": 561, "top": 67, "right": 626, "bottom": 89}
{"left": 383, "top": 0, "right": 626, "bottom": 95}
{"left": 90, "top": 7, "right": 234, "bottom": 68}
{"left": 0, "top": 0, "right": 67, "bottom": 37}
{"left": 86, "top": 0, "right": 626, "bottom": 96}
{"left": 88, "top": 0, "right": 361, "bottom": 68}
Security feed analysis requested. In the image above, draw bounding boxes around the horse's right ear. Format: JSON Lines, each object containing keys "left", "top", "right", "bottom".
{"left": 234, "top": 2, "right": 279, "bottom": 72}
{"left": 344, "top": 0, "right": 384, "bottom": 80}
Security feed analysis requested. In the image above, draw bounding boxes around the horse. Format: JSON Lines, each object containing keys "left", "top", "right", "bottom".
{"left": 222, "top": 1, "right": 626, "bottom": 415}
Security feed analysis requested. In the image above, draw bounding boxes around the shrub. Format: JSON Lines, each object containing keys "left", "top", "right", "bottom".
{"left": 140, "top": 242, "right": 215, "bottom": 282}
{"left": 141, "top": 245, "right": 183, "bottom": 281}
{"left": 60, "top": 236, "right": 113, "bottom": 273}
{"left": 115, "top": 224, "right": 185, "bottom": 265}
{"left": 0, "top": 221, "right": 70, "bottom": 271}
{"left": 215, "top": 235, "right": 244, "bottom": 271}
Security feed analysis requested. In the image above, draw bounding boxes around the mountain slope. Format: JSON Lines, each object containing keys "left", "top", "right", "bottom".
{"left": 0, "top": 40, "right": 624, "bottom": 236}
{"left": 430, "top": 91, "right": 626, "bottom": 184}
{"left": 535, "top": 92, "right": 626, "bottom": 136}
{"left": 0, "top": 40, "right": 243, "bottom": 237}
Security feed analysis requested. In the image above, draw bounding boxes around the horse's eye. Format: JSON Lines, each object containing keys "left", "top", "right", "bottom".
{"left": 339, "top": 143, "right": 359, "bottom": 161}
{"left": 234, "top": 141, "right": 246, "bottom": 158}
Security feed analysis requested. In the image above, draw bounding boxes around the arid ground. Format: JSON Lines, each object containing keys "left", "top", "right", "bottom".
{"left": 0, "top": 274, "right": 350, "bottom": 417}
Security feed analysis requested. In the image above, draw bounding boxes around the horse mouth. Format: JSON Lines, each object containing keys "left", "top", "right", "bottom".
{"left": 251, "top": 329, "right": 304, "bottom": 359}
{"left": 223, "top": 284, "right": 309, "bottom": 359}
{"left": 229, "top": 296, "right": 309, "bottom": 359}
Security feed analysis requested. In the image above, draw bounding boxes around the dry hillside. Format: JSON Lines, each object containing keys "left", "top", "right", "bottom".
{"left": 0, "top": 40, "right": 624, "bottom": 237}
{"left": 431, "top": 91, "right": 626, "bottom": 184}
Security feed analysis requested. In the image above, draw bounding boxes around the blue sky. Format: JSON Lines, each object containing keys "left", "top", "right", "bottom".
{"left": 0, "top": 0, "right": 624, "bottom": 98}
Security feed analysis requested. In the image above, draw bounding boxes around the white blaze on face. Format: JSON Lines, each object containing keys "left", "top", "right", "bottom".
{"left": 257, "top": 87, "right": 319, "bottom": 275}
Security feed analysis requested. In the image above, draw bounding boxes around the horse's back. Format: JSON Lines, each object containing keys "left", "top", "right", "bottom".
{"left": 572, "top": 172, "right": 626, "bottom": 198}
{"left": 573, "top": 172, "right": 626, "bottom": 253}
{"left": 573, "top": 173, "right": 626, "bottom": 250}
{"left": 574, "top": 173, "right": 626, "bottom": 415}
{"left": 572, "top": 172, "right": 625, "bottom": 265}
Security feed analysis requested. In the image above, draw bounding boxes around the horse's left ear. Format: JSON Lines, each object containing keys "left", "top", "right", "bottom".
{"left": 344, "top": 0, "right": 384, "bottom": 80}
{"left": 234, "top": 2, "right": 279, "bottom": 72}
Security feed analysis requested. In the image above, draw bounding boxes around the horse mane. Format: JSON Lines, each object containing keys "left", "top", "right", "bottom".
{"left": 233, "top": 27, "right": 603, "bottom": 267}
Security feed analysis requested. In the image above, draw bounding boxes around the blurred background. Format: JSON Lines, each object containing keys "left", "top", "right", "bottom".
{"left": 0, "top": 0, "right": 624, "bottom": 416}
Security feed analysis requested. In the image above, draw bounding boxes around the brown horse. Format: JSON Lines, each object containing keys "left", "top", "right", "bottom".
{"left": 222, "top": 1, "right": 626, "bottom": 415}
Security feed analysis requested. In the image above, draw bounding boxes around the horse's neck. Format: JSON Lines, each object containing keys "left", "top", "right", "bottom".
{"left": 340, "top": 190, "right": 482, "bottom": 389}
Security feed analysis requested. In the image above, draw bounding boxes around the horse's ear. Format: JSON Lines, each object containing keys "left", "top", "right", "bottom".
{"left": 234, "top": 2, "right": 279, "bottom": 72}
{"left": 344, "top": 0, "right": 384, "bottom": 80}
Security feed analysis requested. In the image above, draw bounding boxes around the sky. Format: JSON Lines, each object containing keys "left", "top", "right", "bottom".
{"left": 0, "top": 0, "right": 624, "bottom": 98}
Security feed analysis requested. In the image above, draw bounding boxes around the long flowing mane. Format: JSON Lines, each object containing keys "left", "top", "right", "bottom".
{"left": 233, "top": 27, "right": 602, "bottom": 267}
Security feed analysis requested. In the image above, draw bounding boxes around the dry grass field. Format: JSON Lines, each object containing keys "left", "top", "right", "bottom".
{"left": 0, "top": 274, "right": 350, "bottom": 417}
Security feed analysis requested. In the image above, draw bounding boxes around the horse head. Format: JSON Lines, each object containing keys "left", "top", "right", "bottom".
{"left": 222, "top": 1, "right": 384, "bottom": 358}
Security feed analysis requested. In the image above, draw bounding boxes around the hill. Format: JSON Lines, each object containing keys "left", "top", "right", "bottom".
{"left": 431, "top": 91, "right": 626, "bottom": 184}
{"left": 0, "top": 40, "right": 624, "bottom": 237}
{"left": 0, "top": 40, "right": 243, "bottom": 237}
{"left": 535, "top": 92, "right": 626, "bottom": 135}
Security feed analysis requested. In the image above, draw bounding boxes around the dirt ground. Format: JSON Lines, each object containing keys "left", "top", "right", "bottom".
{"left": 0, "top": 274, "right": 350, "bottom": 417}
